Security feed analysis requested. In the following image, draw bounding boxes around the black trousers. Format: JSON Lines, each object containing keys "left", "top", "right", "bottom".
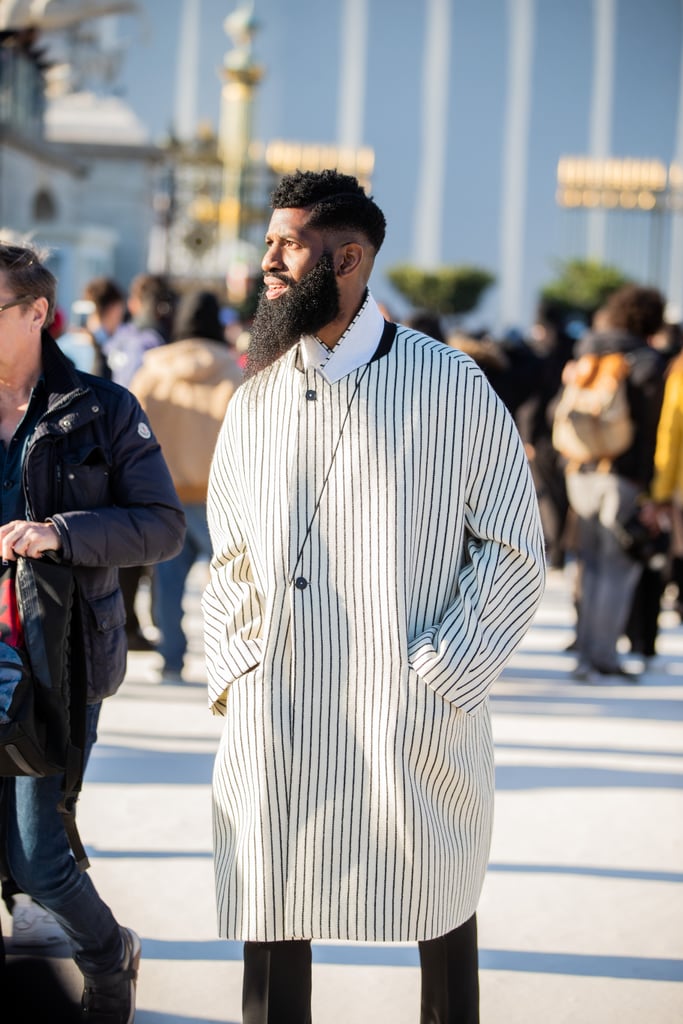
{"left": 625, "top": 562, "right": 666, "bottom": 658}
{"left": 242, "top": 914, "right": 479, "bottom": 1024}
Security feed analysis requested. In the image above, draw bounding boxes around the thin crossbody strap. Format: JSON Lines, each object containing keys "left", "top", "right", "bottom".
{"left": 289, "top": 321, "right": 397, "bottom": 583}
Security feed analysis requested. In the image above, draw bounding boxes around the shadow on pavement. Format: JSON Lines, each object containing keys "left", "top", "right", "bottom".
{"left": 137, "top": 1016, "right": 235, "bottom": 1024}
{"left": 495, "top": 739, "right": 683, "bottom": 758}
{"left": 139, "top": 939, "right": 683, "bottom": 981}
{"left": 491, "top": 692, "right": 683, "bottom": 721}
{"left": 86, "top": 744, "right": 214, "bottom": 785}
{"left": 488, "top": 861, "right": 683, "bottom": 883}
{"left": 86, "top": 847, "right": 211, "bottom": 860}
{"left": 495, "top": 763, "right": 683, "bottom": 790}
{"left": 480, "top": 949, "right": 683, "bottom": 982}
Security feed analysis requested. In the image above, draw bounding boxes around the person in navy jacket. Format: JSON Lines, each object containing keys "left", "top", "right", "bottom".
{"left": 0, "top": 240, "right": 185, "bottom": 1023}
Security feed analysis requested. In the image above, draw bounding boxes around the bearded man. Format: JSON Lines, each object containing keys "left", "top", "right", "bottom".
{"left": 202, "top": 170, "right": 545, "bottom": 1024}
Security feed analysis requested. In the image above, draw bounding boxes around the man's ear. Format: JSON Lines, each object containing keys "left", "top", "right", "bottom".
{"left": 336, "top": 243, "right": 364, "bottom": 278}
{"left": 32, "top": 296, "right": 49, "bottom": 332}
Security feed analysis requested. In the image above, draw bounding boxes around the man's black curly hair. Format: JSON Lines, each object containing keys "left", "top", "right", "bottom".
{"left": 270, "top": 169, "right": 386, "bottom": 253}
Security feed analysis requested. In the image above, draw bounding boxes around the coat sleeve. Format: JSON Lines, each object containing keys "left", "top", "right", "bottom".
{"left": 201, "top": 403, "right": 264, "bottom": 715}
{"left": 651, "top": 367, "right": 683, "bottom": 504}
{"left": 407, "top": 374, "right": 546, "bottom": 714}
{"left": 50, "top": 389, "right": 186, "bottom": 567}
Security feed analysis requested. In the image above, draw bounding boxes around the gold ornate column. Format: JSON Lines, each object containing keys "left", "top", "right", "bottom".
{"left": 218, "top": 4, "right": 263, "bottom": 250}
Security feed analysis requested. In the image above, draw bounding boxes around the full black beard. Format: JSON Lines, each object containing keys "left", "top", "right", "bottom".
{"left": 245, "top": 252, "right": 340, "bottom": 378}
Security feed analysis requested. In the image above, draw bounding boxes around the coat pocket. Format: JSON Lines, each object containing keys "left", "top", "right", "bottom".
{"left": 82, "top": 588, "right": 127, "bottom": 698}
{"left": 60, "top": 444, "right": 112, "bottom": 510}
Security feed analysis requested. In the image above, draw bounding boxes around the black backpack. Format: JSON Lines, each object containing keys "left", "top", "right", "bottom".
{"left": 0, "top": 557, "right": 89, "bottom": 870}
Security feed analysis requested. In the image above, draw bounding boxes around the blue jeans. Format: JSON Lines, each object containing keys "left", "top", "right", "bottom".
{"left": 154, "top": 501, "right": 212, "bottom": 672}
{"left": 5, "top": 703, "right": 123, "bottom": 975}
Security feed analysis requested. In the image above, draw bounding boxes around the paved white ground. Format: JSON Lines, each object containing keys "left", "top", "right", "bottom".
{"left": 2, "top": 563, "right": 682, "bottom": 1023}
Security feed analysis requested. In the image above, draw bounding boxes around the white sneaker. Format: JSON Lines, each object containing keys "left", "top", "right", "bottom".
{"left": 11, "top": 893, "right": 68, "bottom": 947}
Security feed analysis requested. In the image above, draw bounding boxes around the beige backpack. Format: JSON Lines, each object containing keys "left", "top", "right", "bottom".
{"left": 552, "top": 351, "right": 634, "bottom": 465}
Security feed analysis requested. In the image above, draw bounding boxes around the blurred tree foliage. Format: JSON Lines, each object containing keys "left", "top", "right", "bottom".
{"left": 540, "top": 259, "right": 631, "bottom": 318}
{"left": 386, "top": 265, "right": 495, "bottom": 317}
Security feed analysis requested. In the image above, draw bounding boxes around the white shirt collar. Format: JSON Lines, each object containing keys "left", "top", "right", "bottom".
{"left": 299, "top": 291, "right": 386, "bottom": 383}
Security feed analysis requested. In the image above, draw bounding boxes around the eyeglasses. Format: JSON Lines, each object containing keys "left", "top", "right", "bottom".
{"left": 0, "top": 295, "right": 33, "bottom": 313}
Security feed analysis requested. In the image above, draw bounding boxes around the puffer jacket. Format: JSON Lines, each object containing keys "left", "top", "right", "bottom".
{"left": 22, "top": 334, "right": 186, "bottom": 702}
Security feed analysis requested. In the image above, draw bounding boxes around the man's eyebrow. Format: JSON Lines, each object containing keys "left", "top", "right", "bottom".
{"left": 265, "top": 229, "right": 303, "bottom": 243}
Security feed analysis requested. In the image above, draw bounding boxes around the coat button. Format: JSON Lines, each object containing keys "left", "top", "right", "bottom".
{"left": 294, "top": 577, "right": 308, "bottom": 590}
{"left": 305, "top": 389, "right": 317, "bottom": 401}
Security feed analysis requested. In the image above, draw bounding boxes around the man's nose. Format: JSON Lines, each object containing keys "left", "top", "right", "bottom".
{"left": 262, "top": 244, "right": 283, "bottom": 272}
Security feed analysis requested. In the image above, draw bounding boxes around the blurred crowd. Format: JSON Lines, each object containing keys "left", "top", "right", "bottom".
{"left": 49, "top": 273, "right": 682, "bottom": 683}
{"left": 401, "top": 286, "right": 681, "bottom": 679}
{"left": 50, "top": 272, "right": 248, "bottom": 684}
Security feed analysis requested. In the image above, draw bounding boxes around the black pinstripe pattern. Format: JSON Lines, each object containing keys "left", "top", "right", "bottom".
{"left": 203, "top": 307, "right": 545, "bottom": 942}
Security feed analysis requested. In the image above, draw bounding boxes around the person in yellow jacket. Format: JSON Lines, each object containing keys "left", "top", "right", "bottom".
{"left": 651, "top": 351, "right": 683, "bottom": 511}
{"left": 638, "top": 349, "right": 683, "bottom": 624}
{"left": 130, "top": 290, "right": 242, "bottom": 681}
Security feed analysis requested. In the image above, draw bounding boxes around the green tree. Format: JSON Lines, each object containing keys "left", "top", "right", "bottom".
{"left": 540, "top": 259, "right": 631, "bottom": 319}
{"left": 386, "top": 264, "right": 495, "bottom": 317}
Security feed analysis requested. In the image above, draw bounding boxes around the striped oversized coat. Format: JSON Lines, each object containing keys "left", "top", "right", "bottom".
{"left": 202, "top": 320, "right": 545, "bottom": 943}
